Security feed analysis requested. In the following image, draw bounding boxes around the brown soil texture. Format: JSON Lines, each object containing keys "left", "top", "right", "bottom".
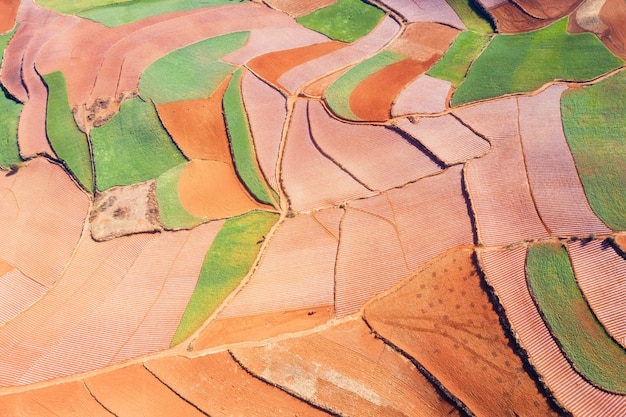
{"left": 231, "top": 319, "right": 462, "bottom": 417}
{"left": 364, "top": 247, "right": 559, "bottom": 417}
{"left": 387, "top": 22, "right": 459, "bottom": 60}
{"left": 145, "top": 351, "right": 331, "bottom": 416}
{"left": 177, "top": 159, "right": 267, "bottom": 218}
{"left": 0, "top": 0, "right": 19, "bottom": 33}
{"left": 599, "top": 0, "right": 626, "bottom": 57}
{"left": 489, "top": 2, "right": 553, "bottom": 33}
{"left": 247, "top": 41, "right": 346, "bottom": 91}
{"left": 512, "top": 0, "right": 582, "bottom": 19}
{"left": 615, "top": 234, "right": 626, "bottom": 251}
{"left": 156, "top": 76, "right": 232, "bottom": 161}
{"left": 195, "top": 305, "right": 334, "bottom": 350}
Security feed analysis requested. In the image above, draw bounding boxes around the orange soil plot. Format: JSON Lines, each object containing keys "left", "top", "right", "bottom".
{"left": 0, "top": 0, "right": 19, "bottom": 33}
{"left": 396, "top": 114, "right": 491, "bottom": 165}
{"left": 308, "top": 100, "right": 441, "bottom": 191}
{"left": 0, "top": 380, "right": 113, "bottom": 416}
{"left": 241, "top": 71, "right": 286, "bottom": 189}
{"left": 156, "top": 77, "right": 231, "bottom": 161}
{"left": 178, "top": 160, "right": 267, "bottom": 219}
{"left": 479, "top": 248, "right": 626, "bottom": 416}
{"left": 518, "top": 84, "right": 610, "bottom": 236}
{"left": 0, "top": 269, "right": 47, "bottom": 327}
{"left": 391, "top": 74, "right": 451, "bottom": 116}
{"left": 85, "top": 364, "right": 207, "bottom": 417}
{"left": 146, "top": 351, "right": 331, "bottom": 416}
{"left": 218, "top": 210, "right": 340, "bottom": 319}
{"left": 455, "top": 97, "right": 548, "bottom": 246}
{"left": 568, "top": 239, "right": 626, "bottom": 349}
{"left": 488, "top": 2, "right": 553, "bottom": 33}
{"left": 277, "top": 17, "right": 401, "bottom": 94}
{"left": 231, "top": 319, "right": 461, "bottom": 417}
{"left": 302, "top": 66, "right": 351, "bottom": 97}
{"left": 0, "top": 158, "right": 88, "bottom": 288}
{"left": 365, "top": 248, "right": 559, "bottom": 417}
{"left": 263, "top": 0, "right": 337, "bottom": 17}
{"left": 280, "top": 100, "right": 371, "bottom": 212}
{"left": 381, "top": 0, "right": 466, "bottom": 28}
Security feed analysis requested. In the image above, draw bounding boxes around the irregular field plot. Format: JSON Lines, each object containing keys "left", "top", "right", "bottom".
{"left": 526, "top": 242, "right": 626, "bottom": 393}
{"left": 452, "top": 18, "right": 624, "bottom": 106}
{"left": 156, "top": 163, "right": 206, "bottom": 230}
{"left": 0, "top": 88, "right": 21, "bottom": 169}
{"left": 445, "top": 0, "right": 493, "bottom": 33}
{"left": 561, "top": 69, "right": 626, "bottom": 230}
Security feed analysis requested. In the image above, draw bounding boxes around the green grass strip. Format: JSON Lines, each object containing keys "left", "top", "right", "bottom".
{"left": 156, "top": 162, "right": 205, "bottom": 229}
{"left": 171, "top": 211, "right": 278, "bottom": 346}
{"left": 42, "top": 72, "right": 93, "bottom": 191}
{"left": 139, "top": 31, "right": 249, "bottom": 104}
{"left": 561, "top": 70, "right": 626, "bottom": 230}
{"left": 296, "top": 0, "right": 385, "bottom": 43}
{"left": 77, "top": 0, "right": 248, "bottom": 27}
{"left": 224, "top": 68, "right": 275, "bottom": 206}
{"left": 526, "top": 242, "right": 626, "bottom": 393}
{"left": 91, "top": 97, "right": 187, "bottom": 191}
{"left": 427, "top": 30, "right": 490, "bottom": 88}
{"left": 35, "top": 0, "right": 128, "bottom": 15}
{"left": 325, "top": 50, "right": 404, "bottom": 120}
{"left": 445, "top": 0, "right": 493, "bottom": 34}
{"left": 451, "top": 18, "right": 624, "bottom": 106}
{"left": 0, "top": 28, "right": 21, "bottom": 170}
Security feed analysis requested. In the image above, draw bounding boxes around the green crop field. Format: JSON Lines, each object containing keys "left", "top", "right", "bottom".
{"left": 171, "top": 211, "right": 278, "bottom": 346}
{"left": 43, "top": 72, "right": 94, "bottom": 192}
{"left": 156, "top": 162, "right": 205, "bottom": 229}
{"left": 0, "top": 29, "right": 21, "bottom": 170}
{"left": 91, "top": 97, "right": 186, "bottom": 191}
{"left": 444, "top": 0, "right": 493, "bottom": 34}
{"left": 296, "top": 0, "right": 384, "bottom": 43}
{"left": 35, "top": 0, "right": 128, "bottom": 15}
{"left": 224, "top": 68, "right": 275, "bottom": 206}
{"left": 451, "top": 18, "right": 624, "bottom": 106}
{"left": 325, "top": 50, "right": 404, "bottom": 120}
{"left": 139, "top": 31, "right": 249, "bottom": 104}
{"left": 561, "top": 69, "right": 626, "bottom": 231}
{"left": 526, "top": 242, "right": 626, "bottom": 393}
{"left": 427, "top": 30, "right": 490, "bottom": 88}
{"left": 77, "top": 0, "right": 248, "bottom": 27}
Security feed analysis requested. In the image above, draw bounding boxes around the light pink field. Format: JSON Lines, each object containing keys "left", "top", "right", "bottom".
{"left": 219, "top": 211, "right": 340, "bottom": 318}
{"left": 479, "top": 248, "right": 626, "bottom": 416}
{"left": 308, "top": 100, "right": 441, "bottom": 191}
{"left": 396, "top": 113, "right": 491, "bottom": 165}
{"left": 455, "top": 97, "right": 548, "bottom": 246}
{"left": 518, "top": 85, "right": 610, "bottom": 237}
{"left": 568, "top": 239, "right": 626, "bottom": 348}
{"left": 0, "top": 268, "right": 47, "bottom": 327}
{"left": 391, "top": 74, "right": 451, "bottom": 116}
{"left": 382, "top": 0, "right": 466, "bottom": 28}
{"left": 280, "top": 100, "right": 372, "bottom": 212}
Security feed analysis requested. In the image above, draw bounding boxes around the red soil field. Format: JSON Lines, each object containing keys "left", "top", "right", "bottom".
{"left": 156, "top": 76, "right": 231, "bottom": 161}
{"left": 568, "top": 239, "right": 626, "bottom": 348}
{"left": 178, "top": 159, "right": 267, "bottom": 219}
{"left": 365, "top": 247, "right": 560, "bottom": 416}
{"left": 0, "top": 0, "right": 19, "bottom": 33}
{"left": 241, "top": 71, "right": 286, "bottom": 189}
{"left": 599, "top": 0, "right": 626, "bottom": 58}
{"left": 280, "top": 100, "right": 372, "bottom": 212}
{"left": 488, "top": 2, "right": 554, "bottom": 33}
{"left": 146, "top": 351, "right": 331, "bottom": 416}
{"left": 231, "top": 319, "right": 461, "bottom": 416}
{"left": 381, "top": 0, "right": 466, "bottom": 28}
{"left": 387, "top": 22, "right": 459, "bottom": 59}
{"left": 0, "top": 269, "right": 47, "bottom": 327}
{"left": 263, "top": 0, "right": 337, "bottom": 17}
{"left": 513, "top": 0, "right": 582, "bottom": 19}
{"left": 0, "top": 158, "right": 88, "bottom": 288}
{"left": 218, "top": 211, "right": 340, "bottom": 319}
{"left": 336, "top": 165, "right": 474, "bottom": 316}
{"left": 278, "top": 17, "right": 401, "bottom": 94}
{"left": 308, "top": 100, "right": 441, "bottom": 191}
{"left": 518, "top": 84, "right": 611, "bottom": 237}
{"left": 396, "top": 114, "right": 491, "bottom": 165}
{"left": 247, "top": 41, "right": 346, "bottom": 92}
{"left": 391, "top": 74, "right": 451, "bottom": 116}
{"left": 479, "top": 247, "right": 626, "bottom": 416}
{"left": 455, "top": 97, "right": 549, "bottom": 246}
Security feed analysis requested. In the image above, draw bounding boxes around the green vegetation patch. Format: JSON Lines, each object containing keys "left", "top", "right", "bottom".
{"left": 43, "top": 72, "right": 93, "bottom": 191}
{"left": 224, "top": 68, "right": 275, "bottom": 206}
{"left": 325, "top": 50, "right": 404, "bottom": 120}
{"left": 0, "top": 28, "right": 21, "bottom": 170}
{"left": 139, "top": 31, "right": 249, "bottom": 104}
{"left": 452, "top": 18, "right": 624, "bottom": 106}
{"left": 526, "top": 242, "right": 626, "bottom": 393}
{"left": 35, "top": 0, "right": 128, "bottom": 15}
{"left": 562, "top": 70, "right": 626, "bottom": 231}
{"left": 445, "top": 0, "right": 493, "bottom": 34}
{"left": 91, "top": 97, "right": 186, "bottom": 191}
{"left": 427, "top": 30, "right": 490, "bottom": 88}
{"left": 296, "top": 0, "right": 385, "bottom": 43}
{"left": 156, "top": 162, "right": 205, "bottom": 229}
{"left": 171, "top": 211, "right": 278, "bottom": 346}
{"left": 77, "top": 0, "right": 248, "bottom": 27}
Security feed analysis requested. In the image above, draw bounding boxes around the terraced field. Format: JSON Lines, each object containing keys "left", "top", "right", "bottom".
{"left": 0, "top": 0, "right": 624, "bottom": 415}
